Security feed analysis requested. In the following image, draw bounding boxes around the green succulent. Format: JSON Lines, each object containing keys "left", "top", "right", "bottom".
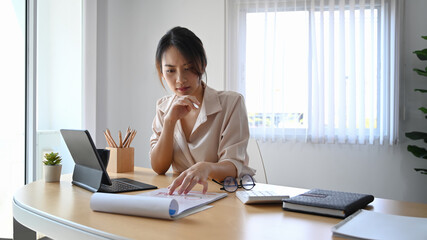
{"left": 43, "top": 152, "right": 62, "bottom": 166}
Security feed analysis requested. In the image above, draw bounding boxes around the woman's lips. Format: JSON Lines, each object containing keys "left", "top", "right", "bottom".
{"left": 177, "top": 86, "right": 190, "bottom": 92}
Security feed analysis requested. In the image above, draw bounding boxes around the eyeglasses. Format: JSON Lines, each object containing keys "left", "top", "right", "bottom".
{"left": 212, "top": 174, "right": 256, "bottom": 193}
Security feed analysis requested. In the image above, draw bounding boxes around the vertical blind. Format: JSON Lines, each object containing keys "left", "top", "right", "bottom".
{"left": 226, "top": 0, "right": 402, "bottom": 145}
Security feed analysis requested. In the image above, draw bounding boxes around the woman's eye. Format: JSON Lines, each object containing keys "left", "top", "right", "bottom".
{"left": 166, "top": 69, "right": 175, "bottom": 73}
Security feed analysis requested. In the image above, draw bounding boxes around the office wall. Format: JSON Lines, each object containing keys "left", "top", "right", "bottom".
{"left": 95, "top": 0, "right": 225, "bottom": 156}
{"left": 37, "top": 0, "right": 82, "bottom": 177}
{"left": 38, "top": 0, "right": 82, "bottom": 130}
{"left": 95, "top": 0, "right": 427, "bottom": 203}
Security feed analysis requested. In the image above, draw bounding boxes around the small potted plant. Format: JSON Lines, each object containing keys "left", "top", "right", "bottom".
{"left": 43, "top": 152, "right": 62, "bottom": 182}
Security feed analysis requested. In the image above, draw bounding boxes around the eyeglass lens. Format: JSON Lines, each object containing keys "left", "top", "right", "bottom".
{"left": 241, "top": 175, "right": 255, "bottom": 190}
{"left": 223, "top": 176, "right": 238, "bottom": 192}
{"left": 222, "top": 175, "right": 255, "bottom": 192}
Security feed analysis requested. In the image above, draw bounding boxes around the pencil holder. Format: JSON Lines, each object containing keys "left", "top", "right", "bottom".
{"left": 105, "top": 147, "right": 134, "bottom": 173}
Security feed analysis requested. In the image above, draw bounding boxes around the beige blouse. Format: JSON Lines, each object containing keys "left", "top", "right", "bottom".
{"left": 150, "top": 86, "right": 255, "bottom": 177}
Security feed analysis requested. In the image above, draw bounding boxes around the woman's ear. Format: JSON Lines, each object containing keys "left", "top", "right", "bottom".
{"left": 160, "top": 70, "right": 165, "bottom": 80}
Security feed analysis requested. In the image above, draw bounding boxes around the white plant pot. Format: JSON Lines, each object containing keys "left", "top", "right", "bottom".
{"left": 44, "top": 164, "right": 62, "bottom": 182}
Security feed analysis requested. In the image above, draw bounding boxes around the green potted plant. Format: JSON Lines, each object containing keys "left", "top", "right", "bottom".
{"left": 43, "top": 152, "right": 63, "bottom": 182}
{"left": 405, "top": 35, "right": 427, "bottom": 174}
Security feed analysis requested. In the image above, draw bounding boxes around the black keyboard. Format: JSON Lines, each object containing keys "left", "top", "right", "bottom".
{"left": 98, "top": 178, "right": 157, "bottom": 193}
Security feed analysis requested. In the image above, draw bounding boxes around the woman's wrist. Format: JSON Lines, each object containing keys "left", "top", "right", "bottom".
{"left": 208, "top": 161, "right": 237, "bottom": 181}
{"left": 201, "top": 162, "right": 214, "bottom": 174}
{"left": 164, "top": 115, "right": 177, "bottom": 127}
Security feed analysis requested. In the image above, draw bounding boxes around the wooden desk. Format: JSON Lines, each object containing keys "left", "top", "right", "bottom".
{"left": 13, "top": 167, "right": 427, "bottom": 240}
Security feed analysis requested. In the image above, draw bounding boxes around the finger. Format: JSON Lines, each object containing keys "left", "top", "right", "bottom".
{"left": 175, "top": 100, "right": 192, "bottom": 110}
{"left": 177, "top": 175, "right": 194, "bottom": 195}
{"left": 187, "top": 96, "right": 200, "bottom": 108}
{"left": 192, "top": 102, "right": 199, "bottom": 109}
{"left": 187, "top": 95, "right": 200, "bottom": 105}
{"left": 200, "top": 180, "right": 209, "bottom": 194}
{"left": 188, "top": 96, "right": 201, "bottom": 109}
{"left": 177, "top": 96, "right": 200, "bottom": 110}
{"left": 183, "top": 180, "right": 198, "bottom": 195}
{"left": 175, "top": 100, "right": 195, "bottom": 112}
{"left": 182, "top": 99, "right": 198, "bottom": 110}
{"left": 168, "top": 175, "right": 184, "bottom": 195}
{"left": 167, "top": 182, "right": 177, "bottom": 195}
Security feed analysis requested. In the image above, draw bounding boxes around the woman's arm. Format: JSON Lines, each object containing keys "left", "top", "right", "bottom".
{"left": 150, "top": 95, "right": 200, "bottom": 174}
{"left": 150, "top": 117, "right": 176, "bottom": 174}
{"left": 216, "top": 93, "right": 251, "bottom": 177}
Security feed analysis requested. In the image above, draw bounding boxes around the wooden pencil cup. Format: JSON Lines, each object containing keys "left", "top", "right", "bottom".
{"left": 105, "top": 147, "right": 134, "bottom": 173}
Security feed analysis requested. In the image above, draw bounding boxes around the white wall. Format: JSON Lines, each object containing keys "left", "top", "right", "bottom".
{"left": 95, "top": 0, "right": 225, "bottom": 164}
{"left": 37, "top": 0, "right": 82, "bottom": 130}
{"left": 37, "top": 0, "right": 82, "bottom": 177}
{"left": 95, "top": 0, "right": 427, "bottom": 203}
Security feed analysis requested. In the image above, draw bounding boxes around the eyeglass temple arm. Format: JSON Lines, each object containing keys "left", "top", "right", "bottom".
{"left": 212, "top": 179, "right": 225, "bottom": 190}
{"left": 212, "top": 179, "right": 222, "bottom": 184}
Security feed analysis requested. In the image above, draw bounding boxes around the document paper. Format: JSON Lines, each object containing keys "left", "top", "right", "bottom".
{"left": 90, "top": 188, "right": 227, "bottom": 220}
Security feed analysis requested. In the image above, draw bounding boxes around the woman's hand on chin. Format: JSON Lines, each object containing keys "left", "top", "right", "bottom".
{"left": 165, "top": 95, "right": 200, "bottom": 123}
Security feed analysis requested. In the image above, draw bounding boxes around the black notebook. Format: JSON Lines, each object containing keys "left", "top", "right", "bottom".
{"left": 282, "top": 189, "right": 374, "bottom": 218}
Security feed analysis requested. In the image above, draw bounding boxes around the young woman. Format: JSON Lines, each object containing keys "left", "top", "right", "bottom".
{"left": 150, "top": 26, "right": 254, "bottom": 195}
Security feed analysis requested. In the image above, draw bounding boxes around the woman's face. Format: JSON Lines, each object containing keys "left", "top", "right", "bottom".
{"left": 161, "top": 46, "right": 203, "bottom": 97}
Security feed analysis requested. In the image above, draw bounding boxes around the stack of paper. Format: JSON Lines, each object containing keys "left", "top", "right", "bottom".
{"left": 332, "top": 210, "right": 427, "bottom": 240}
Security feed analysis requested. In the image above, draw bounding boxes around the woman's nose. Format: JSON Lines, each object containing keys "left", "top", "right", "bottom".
{"left": 177, "top": 71, "right": 186, "bottom": 83}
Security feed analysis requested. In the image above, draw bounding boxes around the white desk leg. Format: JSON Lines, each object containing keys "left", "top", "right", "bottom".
{"left": 14, "top": 217, "right": 36, "bottom": 240}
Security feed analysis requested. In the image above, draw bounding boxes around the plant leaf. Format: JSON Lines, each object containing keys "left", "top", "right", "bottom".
{"left": 419, "top": 107, "right": 427, "bottom": 114}
{"left": 407, "top": 145, "right": 427, "bottom": 159}
{"left": 414, "top": 168, "right": 427, "bottom": 174}
{"left": 422, "top": 36, "right": 427, "bottom": 40}
{"left": 413, "top": 68, "right": 427, "bottom": 77}
{"left": 406, "top": 132, "right": 427, "bottom": 141}
{"left": 43, "top": 152, "right": 62, "bottom": 165}
{"left": 415, "top": 89, "right": 427, "bottom": 93}
{"left": 413, "top": 49, "right": 427, "bottom": 61}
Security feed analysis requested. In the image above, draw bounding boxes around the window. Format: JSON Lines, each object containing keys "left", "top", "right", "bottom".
{"left": 226, "top": 0, "right": 401, "bottom": 145}
{"left": 0, "top": 0, "right": 25, "bottom": 237}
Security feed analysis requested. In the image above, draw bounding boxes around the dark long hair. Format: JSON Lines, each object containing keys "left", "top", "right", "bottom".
{"left": 155, "top": 27, "right": 207, "bottom": 87}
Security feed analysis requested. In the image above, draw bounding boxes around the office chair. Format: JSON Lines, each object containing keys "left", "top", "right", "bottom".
{"left": 247, "top": 138, "right": 268, "bottom": 184}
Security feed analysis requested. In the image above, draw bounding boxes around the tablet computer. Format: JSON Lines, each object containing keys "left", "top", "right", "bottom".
{"left": 60, "top": 129, "right": 157, "bottom": 193}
